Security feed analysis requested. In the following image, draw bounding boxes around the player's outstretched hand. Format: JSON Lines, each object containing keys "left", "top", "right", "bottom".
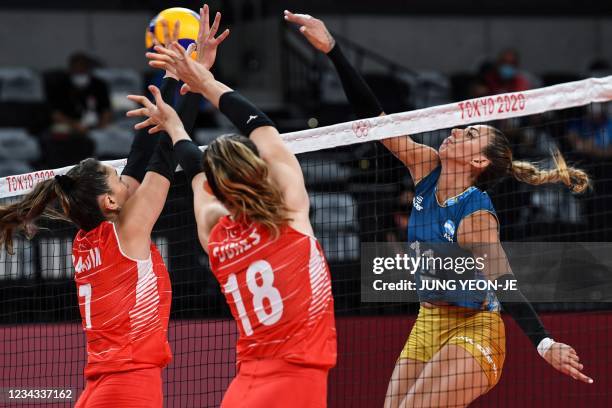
{"left": 147, "top": 42, "right": 215, "bottom": 96}
{"left": 196, "top": 3, "right": 230, "bottom": 70}
{"left": 126, "top": 85, "right": 184, "bottom": 136}
{"left": 151, "top": 18, "right": 181, "bottom": 80}
{"left": 284, "top": 10, "right": 335, "bottom": 54}
{"left": 543, "top": 342, "right": 593, "bottom": 384}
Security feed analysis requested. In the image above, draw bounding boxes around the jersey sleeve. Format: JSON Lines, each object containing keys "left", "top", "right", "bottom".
{"left": 414, "top": 166, "right": 441, "bottom": 194}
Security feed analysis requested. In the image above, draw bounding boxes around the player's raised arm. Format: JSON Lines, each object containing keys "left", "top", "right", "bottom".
{"left": 147, "top": 37, "right": 311, "bottom": 235}
{"left": 459, "top": 212, "right": 593, "bottom": 384}
{"left": 120, "top": 18, "right": 182, "bottom": 195}
{"left": 284, "top": 10, "right": 440, "bottom": 184}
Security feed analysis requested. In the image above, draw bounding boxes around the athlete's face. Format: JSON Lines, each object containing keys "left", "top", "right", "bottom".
{"left": 439, "top": 125, "right": 492, "bottom": 170}
{"left": 99, "top": 165, "right": 130, "bottom": 214}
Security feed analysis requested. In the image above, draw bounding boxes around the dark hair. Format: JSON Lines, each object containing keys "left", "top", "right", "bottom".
{"left": 0, "top": 158, "right": 111, "bottom": 253}
{"left": 201, "top": 134, "right": 291, "bottom": 238}
{"left": 475, "top": 127, "right": 590, "bottom": 193}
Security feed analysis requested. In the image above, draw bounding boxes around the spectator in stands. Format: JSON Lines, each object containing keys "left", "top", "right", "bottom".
{"left": 385, "top": 186, "right": 414, "bottom": 244}
{"left": 483, "top": 48, "right": 532, "bottom": 95}
{"left": 565, "top": 102, "right": 612, "bottom": 158}
{"left": 44, "top": 52, "right": 112, "bottom": 168}
{"left": 565, "top": 102, "right": 612, "bottom": 239}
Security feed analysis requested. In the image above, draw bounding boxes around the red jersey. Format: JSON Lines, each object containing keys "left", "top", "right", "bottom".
{"left": 208, "top": 216, "right": 337, "bottom": 369}
{"left": 72, "top": 221, "right": 172, "bottom": 378}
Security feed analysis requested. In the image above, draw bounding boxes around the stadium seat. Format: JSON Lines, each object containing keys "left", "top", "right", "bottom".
{"left": 0, "top": 68, "right": 44, "bottom": 103}
{"left": 0, "top": 128, "right": 41, "bottom": 161}
{"left": 0, "top": 238, "right": 35, "bottom": 280}
{"left": 300, "top": 157, "right": 353, "bottom": 186}
{"left": 412, "top": 71, "right": 452, "bottom": 108}
{"left": 89, "top": 127, "right": 134, "bottom": 158}
{"left": 310, "top": 193, "right": 359, "bottom": 231}
{"left": 0, "top": 160, "right": 34, "bottom": 178}
{"left": 314, "top": 229, "right": 360, "bottom": 262}
{"left": 93, "top": 68, "right": 142, "bottom": 112}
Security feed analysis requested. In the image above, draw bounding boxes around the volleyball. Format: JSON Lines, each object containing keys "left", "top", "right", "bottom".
{"left": 145, "top": 7, "right": 199, "bottom": 57}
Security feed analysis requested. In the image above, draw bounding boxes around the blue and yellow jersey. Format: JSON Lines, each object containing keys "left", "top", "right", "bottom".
{"left": 407, "top": 166, "right": 500, "bottom": 311}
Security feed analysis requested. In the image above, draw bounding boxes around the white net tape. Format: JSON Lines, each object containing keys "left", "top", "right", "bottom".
{"left": 1, "top": 76, "right": 611, "bottom": 199}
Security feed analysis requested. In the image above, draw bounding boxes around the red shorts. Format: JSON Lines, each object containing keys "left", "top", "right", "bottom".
{"left": 221, "top": 360, "right": 329, "bottom": 408}
{"left": 75, "top": 367, "right": 162, "bottom": 408}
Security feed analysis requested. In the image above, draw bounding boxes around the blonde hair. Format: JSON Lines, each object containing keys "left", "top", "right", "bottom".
{"left": 476, "top": 127, "right": 590, "bottom": 193}
{"left": 511, "top": 150, "right": 589, "bottom": 193}
{"left": 202, "top": 135, "right": 291, "bottom": 238}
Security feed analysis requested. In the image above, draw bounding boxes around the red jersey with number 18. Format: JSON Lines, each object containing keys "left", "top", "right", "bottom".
{"left": 72, "top": 221, "right": 172, "bottom": 379}
{"left": 208, "top": 216, "right": 337, "bottom": 369}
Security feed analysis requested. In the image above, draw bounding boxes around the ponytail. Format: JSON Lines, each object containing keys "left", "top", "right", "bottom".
{"left": 0, "top": 178, "right": 69, "bottom": 254}
{"left": 477, "top": 127, "right": 590, "bottom": 194}
{"left": 0, "top": 158, "right": 112, "bottom": 254}
{"left": 511, "top": 149, "right": 590, "bottom": 193}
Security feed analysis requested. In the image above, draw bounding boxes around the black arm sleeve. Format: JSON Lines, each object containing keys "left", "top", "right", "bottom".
{"left": 218, "top": 91, "right": 275, "bottom": 137}
{"left": 327, "top": 43, "right": 383, "bottom": 119}
{"left": 121, "top": 77, "right": 179, "bottom": 182}
{"left": 144, "top": 88, "right": 202, "bottom": 182}
{"left": 174, "top": 139, "right": 203, "bottom": 183}
{"left": 175, "top": 92, "right": 201, "bottom": 135}
{"left": 145, "top": 133, "right": 175, "bottom": 181}
{"left": 495, "top": 274, "right": 551, "bottom": 348}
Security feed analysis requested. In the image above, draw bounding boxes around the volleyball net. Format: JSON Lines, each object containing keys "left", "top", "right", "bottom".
{"left": 1, "top": 76, "right": 612, "bottom": 407}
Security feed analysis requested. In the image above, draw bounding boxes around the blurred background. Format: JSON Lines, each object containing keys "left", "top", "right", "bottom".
{"left": 1, "top": 2, "right": 612, "bottom": 406}
{"left": 0, "top": 0, "right": 612, "bottom": 172}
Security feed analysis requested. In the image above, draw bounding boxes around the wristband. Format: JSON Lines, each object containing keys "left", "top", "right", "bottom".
{"left": 537, "top": 337, "right": 556, "bottom": 358}
{"left": 218, "top": 91, "right": 275, "bottom": 137}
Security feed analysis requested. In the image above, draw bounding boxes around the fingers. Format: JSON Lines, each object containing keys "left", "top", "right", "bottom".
{"left": 149, "top": 60, "right": 168, "bottom": 70}
{"left": 186, "top": 43, "right": 197, "bottom": 56}
{"left": 172, "top": 20, "right": 180, "bottom": 42}
{"left": 134, "top": 118, "right": 155, "bottom": 130}
{"left": 170, "top": 41, "right": 187, "bottom": 57}
{"left": 202, "top": 4, "right": 210, "bottom": 30}
{"left": 567, "top": 357, "right": 584, "bottom": 371}
{"left": 153, "top": 44, "right": 179, "bottom": 58}
{"left": 149, "top": 125, "right": 162, "bottom": 134}
{"left": 210, "top": 11, "right": 221, "bottom": 38}
{"left": 565, "top": 365, "right": 593, "bottom": 384}
{"left": 213, "top": 28, "right": 230, "bottom": 45}
{"left": 126, "top": 107, "right": 149, "bottom": 118}
{"left": 148, "top": 85, "right": 164, "bottom": 106}
{"left": 126, "top": 94, "right": 155, "bottom": 110}
{"left": 180, "top": 83, "right": 191, "bottom": 96}
{"left": 161, "top": 19, "right": 171, "bottom": 46}
{"left": 284, "top": 10, "right": 311, "bottom": 26}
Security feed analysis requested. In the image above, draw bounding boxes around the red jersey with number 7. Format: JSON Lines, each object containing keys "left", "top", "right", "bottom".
{"left": 72, "top": 221, "right": 172, "bottom": 378}
{"left": 208, "top": 216, "right": 337, "bottom": 369}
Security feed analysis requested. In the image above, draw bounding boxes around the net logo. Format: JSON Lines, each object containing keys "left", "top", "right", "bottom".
{"left": 5, "top": 170, "right": 55, "bottom": 193}
{"left": 413, "top": 195, "right": 423, "bottom": 211}
{"left": 352, "top": 120, "right": 371, "bottom": 138}
{"left": 458, "top": 93, "right": 526, "bottom": 120}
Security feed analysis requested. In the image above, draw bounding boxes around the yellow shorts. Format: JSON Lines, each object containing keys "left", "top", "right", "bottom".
{"left": 399, "top": 304, "right": 506, "bottom": 389}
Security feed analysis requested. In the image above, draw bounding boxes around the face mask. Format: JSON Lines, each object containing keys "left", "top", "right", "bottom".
{"left": 498, "top": 64, "right": 517, "bottom": 80}
{"left": 71, "top": 74, "right": 91, "bottom": 89}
